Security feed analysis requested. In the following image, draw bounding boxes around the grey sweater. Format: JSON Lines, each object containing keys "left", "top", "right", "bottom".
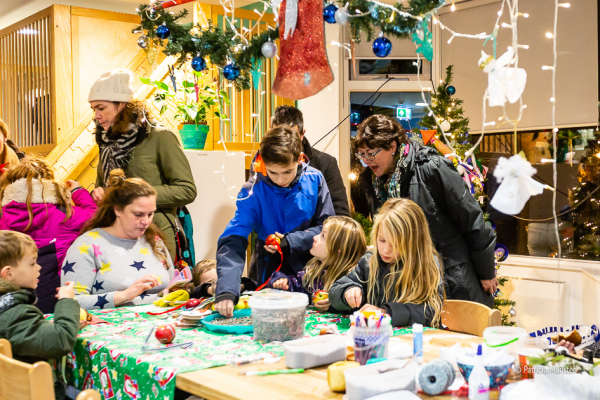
{"left": 60, "top": 228, "right": 174, "bottom": 310}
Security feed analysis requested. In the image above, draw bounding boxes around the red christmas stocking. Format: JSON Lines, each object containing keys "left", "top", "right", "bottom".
{"left": 272, "top": 0, "right": 334, "bottom": 100}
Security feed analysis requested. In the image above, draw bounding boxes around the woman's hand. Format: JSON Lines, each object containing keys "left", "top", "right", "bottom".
{"left": 344, "top": 287, "right": 363, "bottom": 308}
{"left": 481, "top": 278, "right": 499, "bottom": 295}
{"left": 215, "top": 299, "right": 234, "bottom": 318}
{"left": 556, "top": 340, "right": 576, "bottom": 354}
{"left": 315, "top": 298, "right": 330, "bottom": 311}
{"left": 272, "top": 278, "right": 289, "bottom": 290}
{"left": 115, "top": 275, "right": 160, "bottom": 306}
{"left": 91, "top": 187, "right": 105, "bottom": 203}
{"left": 264, "top": 232, "right": 285, "bottom": 254}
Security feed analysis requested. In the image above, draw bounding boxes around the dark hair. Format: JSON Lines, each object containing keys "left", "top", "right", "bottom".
{"left": 260, "top": 126, "right": 302, "bottom": 165}
{"left": 82, "top": 169, "right": 167, "bottom": 263}
{"left": 271, "top": 105, "right": 304, "bottom": 136}
{"left": 94, "top": 101, "right": 150, "bottom": 141}
{"left": 354, "top": 115, "right": 408, "bottom": 152}
{"left": 0, "top": 230, "right": 37, "bottom": 268}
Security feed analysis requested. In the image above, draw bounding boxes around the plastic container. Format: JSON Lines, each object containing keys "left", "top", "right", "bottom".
{"left": 350, "top": 324, "right": 392, "bottom": 365}
{"left": 201, "top": 309, "right": 253, "bottom": 334}
{"left": 456, "top": 348, "right": 515, "bottom": 389}
{"left": 468, "top": 344, "right": 490, "bottom": 400}
{"left": 283, "top": 335, "right": 347, "bottom": 369}
{"left": 483, "top": 326, "right": 528, "bottom": 363}
{"left": 343, "top": 359, "right": 417, "bottom": 400}
{"left": 248, "top": 289, "right": 309, "bottom": 342}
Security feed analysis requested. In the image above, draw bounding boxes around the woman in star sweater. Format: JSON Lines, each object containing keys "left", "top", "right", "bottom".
{"left": 61, "top": 170, "right": 174, "bottom": 310}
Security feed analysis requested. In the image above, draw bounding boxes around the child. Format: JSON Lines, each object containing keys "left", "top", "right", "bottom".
{"left": 190, "top": 259, "right": 256, "bottom": 298}
{"left": 269, "top": 216, "right": 367, "bottom": 312}
{"left": 215, "top": 126, "right": 334, "bottom": 317}
{"left": 0, "top": 231, "right": 79, "bottom": 400}
{"left": 0, "top": 157, "right": 97, "bottom": 313}
{"left": 329, "top": 198, "right": 444, "bottom": 327}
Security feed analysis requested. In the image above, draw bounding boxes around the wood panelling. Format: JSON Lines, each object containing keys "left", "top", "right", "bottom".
{"left": 51, "top": 5, "right": 73, "bottom": 144}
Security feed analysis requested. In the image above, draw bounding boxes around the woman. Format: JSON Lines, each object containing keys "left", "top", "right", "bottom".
{"left": 354, "top": 114, "right": 497, "bottom": 307}
{"left": 0, "top": 119, "right": 23, "bottom": 173}
{"left": 88, "top": 69, "right": 197, "bottom": 259}
{"left": 61, "top": 170, "right": 174, "bottom": 310}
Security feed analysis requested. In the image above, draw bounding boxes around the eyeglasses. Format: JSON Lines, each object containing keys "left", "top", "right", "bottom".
{"left": 355, "top": 148, "right": 383, "bottom": 161}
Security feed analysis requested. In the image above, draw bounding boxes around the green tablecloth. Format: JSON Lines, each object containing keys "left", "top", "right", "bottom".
{"left": 57, "top": 305, "right": 425, "bottom": 400}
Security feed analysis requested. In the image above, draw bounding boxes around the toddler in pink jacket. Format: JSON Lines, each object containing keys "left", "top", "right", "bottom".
{"left": 0, "top": 157, "right": 97, "bottom": 313}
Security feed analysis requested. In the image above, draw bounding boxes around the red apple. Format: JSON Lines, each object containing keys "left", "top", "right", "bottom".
{"left": 266, "top": 234, "right": 281, "bottom": 247}
{"left": 185, "top": 298, "right": 201, "bottom": 309}
{"left": 155, "top": 324, "right": 176, "bottom": 344}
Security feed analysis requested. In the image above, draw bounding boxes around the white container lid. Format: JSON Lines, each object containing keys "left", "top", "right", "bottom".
{"left": 248, "top": 289, "right": 309, "bottom": 309}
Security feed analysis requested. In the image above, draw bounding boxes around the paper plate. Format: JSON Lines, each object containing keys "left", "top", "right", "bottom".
{"left": 180, "top": 310, "right": 212, "bottom": 320}
{"left": 201, "top": 309, "right": 253, "bottom": 334}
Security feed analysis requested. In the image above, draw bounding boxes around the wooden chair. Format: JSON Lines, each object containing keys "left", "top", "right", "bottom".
{"left": 0, "top": 339, "right": 100, "bottom": 400}
{"left": 441, "top": 299, "right": 501, "bottom": 337}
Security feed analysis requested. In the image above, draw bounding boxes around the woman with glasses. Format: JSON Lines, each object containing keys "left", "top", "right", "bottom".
{"left": 353, "top": 114, "right": 498, "bottom": 308}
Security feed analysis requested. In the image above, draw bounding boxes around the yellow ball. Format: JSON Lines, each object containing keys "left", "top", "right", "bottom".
{"left": 79, "top": 308, "right": 91, "bottom": 322}
{"left": 327, "top": 361, "right": 360, "bottom": 392}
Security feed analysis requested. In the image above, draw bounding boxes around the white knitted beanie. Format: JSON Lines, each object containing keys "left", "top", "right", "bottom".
{"left": 88, "top": 69, "right": 134, "bottom": 103}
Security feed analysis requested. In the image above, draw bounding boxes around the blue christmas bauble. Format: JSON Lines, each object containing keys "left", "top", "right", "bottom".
{"left": 223, "top": 63, "right": 240, "bottom": 81}
{"left": 372, "top": 36, "right": 392, "bottom": 58}
{"left": 350, "top": 112, "right": 361, "bottom": 126}
{"left": 156, "top": 24, "right": 170, "bottom": 39}
{"left": 191, "top": 56, "right": 207, "bottom": 72}
{"left": 323, "top": 4, "right": 338, "bottom": 24}
{"left": 446, "top": 85, "right": 456, "bottom": 95}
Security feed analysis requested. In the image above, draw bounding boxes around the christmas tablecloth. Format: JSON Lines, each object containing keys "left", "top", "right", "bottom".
{"left": 56, "top": 305, "right": 429, "bottom": 400}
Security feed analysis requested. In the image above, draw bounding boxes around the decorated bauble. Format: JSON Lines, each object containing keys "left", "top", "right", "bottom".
{"left": 334, "top": 7, "right": 348, "bottom": 25}
{"left": 266, "top": 234, "right": 281, "bottom": 247}
{"left": 79, "top": 308, "right": 92, "bottom": 323}
{"left": 137, "top": 36, "right": 148, "bottom": 49}
{"left": 350, "top": 112, "right": 361, "bottom": 126}
{"left": 185, "top": 298, "right": 201, "bottom": 309}
{"left": 156, "top": 24, "right": 170, "bottom": 40}
{"left": 508, "top": 307, "right": 517, "bottom": 317}
{"left": 496, "top": 291, "right": 503, "bottom": 297}
{"left": 261, "top": 39, "right": 277, "bottom": 58}
{"left": 222, "top": 63, "right": 240, "bottom": 81}
{"left": 191, "top": 56, "right": 207, "bottom": 72}
{"left": 155, "top": 324, "right": 176, "bottom": 344}
{"left": 372, "top": 35, "right": 392, "bottom": 58}
{"left": 323, "top": 4, "right": 338, "bottom": 24}
{"left": 313, "top": 291, "right": 329, "bottom": 302}
{"left": 446, "top": 85, "right": 456, "bottom": 95}
{"left": 440, "top": 120, "right": 451, "bottom": 131}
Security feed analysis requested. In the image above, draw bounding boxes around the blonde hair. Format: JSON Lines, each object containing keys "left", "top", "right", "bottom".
{"left": 304, "top": 216, "right": 367, "bottom": 292}
{"left": 0, "top": 118, "right": 8, "bottom": 140}
{"left": 368, "top": 198, "right": 444, "bottom": 327}
{"left": 0, "top": 157, "right": 73, "bottom": 231}
{"left": 0, "top": 230, "right": 37, "bottom": 268}
{"left": 192, "top": 259, "right": 216, "bottom": 286}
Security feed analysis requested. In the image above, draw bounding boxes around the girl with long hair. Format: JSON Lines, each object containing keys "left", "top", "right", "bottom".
{"left": 269, "top": 216, "right": 367, "bottom": 311}
{"left": 329, "top": 198, "right": 444, "bottom": 327}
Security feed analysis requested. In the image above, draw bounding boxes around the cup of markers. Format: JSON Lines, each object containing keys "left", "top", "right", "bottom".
{"left": 349, "top": 310, "right": 392, "bottom": 365}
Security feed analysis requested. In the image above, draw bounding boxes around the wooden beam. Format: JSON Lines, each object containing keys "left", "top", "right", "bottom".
{"left": 0, "top": 8, "right": 52, "bottom": 38}
{"left": 50, "top": 4, "right": 73, "bottom": 144}
{"left": 70, "top": 7, "right": 141, "bottom": 24}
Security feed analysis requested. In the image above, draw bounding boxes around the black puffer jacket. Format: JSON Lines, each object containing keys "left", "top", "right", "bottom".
{"left": 329, "top": 251, "right": 444, "bottom": 327}
{"left": 356, "top": 141, "right": 496, "bottom": 307}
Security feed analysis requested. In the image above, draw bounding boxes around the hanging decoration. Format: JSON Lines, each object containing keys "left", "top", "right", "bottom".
{"left": 137, "top": 36, "right": 148, "bottom": 49}
{"left": 334, "top": 3, "right": 349, "bottom": 25}
{"left": 478, "top": 48, "right": 527, "bottom": 107}
{"left": 271, "top": 0, "right": 334, "bottom": 100}
{"left": 223, "top": 63, "right": 241, "bottom": 81}
{"left": 156, "top": 23, "right": 171, "bottom": 39}
{"left": 446, "top": 85, "right": 456, "bottom": 95}
{"left": 411, "top": 19, "right": 433, "bottom": 61}
{"left": 261, "top": 38, "right": 278, "bottom": 58}
{"left": 191, "top": 56, "right": 207, "bottom": 72}
{"left": 372, "top": 33, "right": 392, "bottom": 58}
{"left": 323, "top": 4, "right": 338, "bottom": 24}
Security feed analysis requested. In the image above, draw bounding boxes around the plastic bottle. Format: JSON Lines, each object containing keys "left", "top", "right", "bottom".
{"left": 412, "top": 323, "right": 423, "bottom": 364}
{"left": 468, "top": 344, "right": 490, "bottom": 400}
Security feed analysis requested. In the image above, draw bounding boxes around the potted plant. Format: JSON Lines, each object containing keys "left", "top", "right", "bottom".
{"left": 140, "top": 70, "right": 230, "bottom": 150}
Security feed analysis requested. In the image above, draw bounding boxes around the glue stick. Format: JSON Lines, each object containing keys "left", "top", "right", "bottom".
{"left": 413, "top": 323, "right": 423, "bottom": 364}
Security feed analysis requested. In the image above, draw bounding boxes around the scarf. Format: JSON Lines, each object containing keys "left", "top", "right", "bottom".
{"left": 373, "top": 143, "right": 408, "bottom": 204}
{"left": 98, "top": 123, "right": 140, "bottom": 185}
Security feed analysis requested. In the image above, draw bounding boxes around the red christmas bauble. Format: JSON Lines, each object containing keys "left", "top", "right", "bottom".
{"left": 266, "top": 234, "right": 281, "bottom": 246}
{"left": 185, "top": 298, "right": 201, "bottom": 309}
{"left": 155, "top": 324, "right": 176, "bottom": 344}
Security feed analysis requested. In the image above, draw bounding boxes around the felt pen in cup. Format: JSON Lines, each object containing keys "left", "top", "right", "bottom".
{"left": 240, "top": 368, "right": 305, "bottom": 376}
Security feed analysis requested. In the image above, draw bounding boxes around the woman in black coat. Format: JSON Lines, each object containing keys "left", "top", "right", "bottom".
{"left": 353, "top": 115, "right": 497, "bottom": 307}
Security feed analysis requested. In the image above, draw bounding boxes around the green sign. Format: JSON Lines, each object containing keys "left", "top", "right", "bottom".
{"left": 396, "top": 107, "right": 412, "bottom": 120}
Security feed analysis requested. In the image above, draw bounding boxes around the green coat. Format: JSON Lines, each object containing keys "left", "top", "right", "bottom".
{"left": 0, "top": 284, "right": 79, "bottom": 399}
{"left": 96, "top": 126, "right": 197, "bottom": 258}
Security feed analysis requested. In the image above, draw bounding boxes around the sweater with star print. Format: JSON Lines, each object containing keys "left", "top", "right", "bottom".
{"left": 60, "top": 228, "right": 174, "bottom": 310}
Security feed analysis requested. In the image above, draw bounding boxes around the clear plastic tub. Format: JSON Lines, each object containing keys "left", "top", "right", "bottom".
{"left": 344, "top": 359, "right": 417, "bottom": 400}
{"left": 483, "top": 326, "right": 528, "bottom": 365}
{"left": 248, "top": 289, "right": 309, "bottom": 342}
{"left": 283, "top": 335, "right": 347, "bottom": 369}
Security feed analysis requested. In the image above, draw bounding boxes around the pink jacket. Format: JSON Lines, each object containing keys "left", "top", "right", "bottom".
{"left": 0, "top": 179, "right": 97, "bottom": 267}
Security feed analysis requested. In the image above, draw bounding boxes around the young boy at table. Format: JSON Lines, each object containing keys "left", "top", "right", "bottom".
{"left": 0, "top": 231, "right": 79, "bottom": 400}
{"left": 214, "top": 126, "right": 335, "bottom": 317}
{"left": 189, "top": 259, "right": 257, "bottom": 298}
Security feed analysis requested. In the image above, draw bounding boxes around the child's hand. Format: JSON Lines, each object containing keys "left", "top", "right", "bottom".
{"left": 215, "top": 299, "right": 234, "bottom": 318}
{"left": 264, "top": 232, "right": 284, "bottom": 254}
{"left": 92, "top": 187, "right": 105, "bottom": 203}
{"left": 57, "top": 281, "right": 75, "bottom": 300}
{"left": 79, "top": 319, "right": 89, "bottom": 330}
{"left": 272, "top": 278, "right": 289, "bottom": 290}
{"left": 66, "top": 180, "right": 82, "bottom": 191}
{"left": 556, "top": 340, "right": 576, "bottom": 354}
{"left": 315, "top": 299, "right": 330, "bottom": 311}
{"left": 344, "top": 287, "right": 363, "bottom": 308}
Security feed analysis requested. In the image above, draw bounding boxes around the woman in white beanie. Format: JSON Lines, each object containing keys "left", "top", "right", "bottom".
{"left": 88, "top": 69, "right": 197, "bottom": 259}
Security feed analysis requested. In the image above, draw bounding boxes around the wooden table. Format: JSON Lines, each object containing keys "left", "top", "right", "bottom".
{"left": 177, "top": 330, "right": 499, "bottom": 400}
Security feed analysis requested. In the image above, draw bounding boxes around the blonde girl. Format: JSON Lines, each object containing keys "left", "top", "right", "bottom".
{"left": 269, "top": 216, "right": 367, "bottom": 311}
{"left": 329, "top": 198, "right": 444, "bottom": 327}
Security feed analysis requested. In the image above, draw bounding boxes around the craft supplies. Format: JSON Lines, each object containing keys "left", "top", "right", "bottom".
{"left": 313, "top": 290, "right": 328, "bottom": 302}
{"left": 248, "top": 289, "right": 309, "bottom": 342}
{"left": 483, "top": 326, "right": 527, "bottom": 363}
{"left": 210, "top": 316, "right": 252, "bottom": 326}
{"left": 201, "top": 309, "right": 254, "bottom": 334}
{"left": 155, "top": 324, "right": 176, "bottom": 344}
{"left": 177, "top": 309, "right": 212, "bottom": 328}
{"left": 229, "top": 354, "right": 267, "bottom": 366}
{"left": 141, "top": 324, "right": 193, "bottom": 352}
{"left": 327, "top": 361, "right": 360, "bottom": 392}
{"left": 418, "top": 359, "right": 455, "bottom": 395}
{"left": 349, "top": 310, "right": 392, "bottom": 365}
{"left": 517, "top": 348, "right": 545, "bottom": 379}
{"left": 468, "top": 345, "right": 490, "bottom": 400}
{"left": 413, "top": 323, "right": 423, "bottom": 364}
{"left": 343, "top": 359, "right": 417, "bottom": 400}
{"left": 240, "top": 368, "right": 304, "bottom": 376}
{"left": 283, "top": 335, "right": 347, "bottom": 369}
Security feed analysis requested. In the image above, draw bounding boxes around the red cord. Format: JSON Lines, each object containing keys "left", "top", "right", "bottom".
{"left": 255, "top": 244, "right": 283, "bottom": 291}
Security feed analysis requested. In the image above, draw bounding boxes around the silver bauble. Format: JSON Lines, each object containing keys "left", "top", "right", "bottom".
{"left": 261, "top": 40, "right": 277, "bottom": 58}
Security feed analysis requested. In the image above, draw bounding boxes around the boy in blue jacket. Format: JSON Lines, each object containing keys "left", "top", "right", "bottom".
{"left": 214, "top": 126, "right": 334, "bottom": 317}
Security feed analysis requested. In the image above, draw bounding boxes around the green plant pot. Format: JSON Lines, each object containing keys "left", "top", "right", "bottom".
{"left": 179, "top": 124, "right": 209, "bottom": 150}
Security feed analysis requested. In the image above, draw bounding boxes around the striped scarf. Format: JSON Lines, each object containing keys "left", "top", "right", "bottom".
{"left": 98, "top": 123, "right": 139, "bottom": 185}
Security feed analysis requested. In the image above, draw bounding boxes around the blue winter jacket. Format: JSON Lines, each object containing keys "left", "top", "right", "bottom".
{"left": 215, "top": 163, "right": 335, "bottom": 304}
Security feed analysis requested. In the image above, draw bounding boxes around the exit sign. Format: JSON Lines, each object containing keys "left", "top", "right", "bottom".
{"left": 396, "top": 107, "right": 412, "bottom": 120}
